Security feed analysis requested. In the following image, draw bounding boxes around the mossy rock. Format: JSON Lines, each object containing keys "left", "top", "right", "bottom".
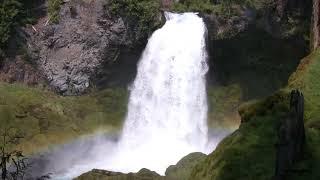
{"left": 76, "top": 168, "right": 163, "bottom": 180}
{"left": 190, "top": 49, "right": 320, "bottom": 179}
{"left": 165, "top": 152, "right": 207, "bottom": 180}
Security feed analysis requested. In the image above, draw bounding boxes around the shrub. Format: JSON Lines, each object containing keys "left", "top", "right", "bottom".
{"left": 0, "top": 0, "right": 22, "bottom": 48}
{"left": 108, "top": 0, "right": 161, "bottom": 38}
{"left": 48, "top": 0, "right": 63, "bottom": 23}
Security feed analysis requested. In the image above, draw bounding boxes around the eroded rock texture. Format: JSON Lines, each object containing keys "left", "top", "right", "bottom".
{"left": 26, "top": 0, "right": 127, "bottom": 95}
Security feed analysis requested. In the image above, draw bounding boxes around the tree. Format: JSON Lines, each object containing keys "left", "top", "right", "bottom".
{"left": 0, "top": 0, "right": 22, "bottom": 48}
{"left": 0, "top": 127, "right": 29, "bottom": 180}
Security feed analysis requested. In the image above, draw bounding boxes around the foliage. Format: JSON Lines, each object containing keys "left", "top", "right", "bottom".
{"left": 171, "top": 0, "right": 215, "bottom": 14}
{"left": 0, "top": 0, "right": 22, "bottom": 48}
{"left": 0, "top": 83, "right": 128, "bottom": 155}
{"left": 0, "top": 0, "right": 38, "bottom": 50}
{"left": 108, "top": 0, "right": 162, "bottom": 39}
{"left": 48, "top": 0, "right": 63, "bottom": 23}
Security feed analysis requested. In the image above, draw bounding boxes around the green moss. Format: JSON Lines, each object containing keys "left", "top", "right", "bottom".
{"left": 166, "top": 152, "right": 207, "bottom": 180}
{"left": 191, "top": 49, "right": 320, "bottom": 179}
{"left": 190, "top": 91, "right": 289, "bottom": 180}
{"left": 286, "top": 50, "right": 320, "bottom": 179}
{"left": 0, "top": 82, "right": 128, "bottom": 154}
{"left": 289, "top": 50, "right": 320, "bottom": 127}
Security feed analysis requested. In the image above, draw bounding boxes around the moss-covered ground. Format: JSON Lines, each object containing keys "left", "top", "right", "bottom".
{"left": 0, "top": 81, "right": 243, "bottom": 157}
{"left": 0, "top": 83, "right": 128, "bottom": 155}
{"left": 190, "top": 50, "right": 320, "bottom": 180}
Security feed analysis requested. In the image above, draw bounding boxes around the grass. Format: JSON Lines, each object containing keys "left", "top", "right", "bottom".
{"left": 190, "top": 49, "right": 320, "bottom": 179}
{"left": 0, "top": 83, "right": 128, "bottom": 155}
{"left": 48, "top": 0, "right": 62, "bottom": 23}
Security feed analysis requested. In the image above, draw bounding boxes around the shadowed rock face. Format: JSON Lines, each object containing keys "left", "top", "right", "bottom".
{"left": 275, "top": 90, "right": 306, "bottom": 180}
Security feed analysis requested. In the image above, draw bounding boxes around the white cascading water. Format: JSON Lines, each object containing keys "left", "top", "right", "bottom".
{"left": 109, "top": 12, "right": 209, "bottom": 174}
{"left": 54, "top": 12, "right": 209, "bottom": 179}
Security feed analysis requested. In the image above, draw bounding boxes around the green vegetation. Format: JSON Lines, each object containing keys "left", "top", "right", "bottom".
{"left": 48, "top": 0, "right": 63, "bottom": 23}
{"left": 166, "top": 152, "right": 207, "bottom": 180}
{"left": 171, "top": 0, "right": 215, "bottom": 14}
{"left": 287, "top": 50, "right": 320, "bottom": 180}
{"left": 0, "top": 0, "right": 22, "bottom": 48}
{"left": 190, "top": 50, "right": 320, "bottom": 179}
{"left": 0, "top": 0, "right": 39, "bottom": 49}
{"left": 108, "top": 0, "right": 162, "bottom": 39}
{"left": 0, "top": 83, "right": 128, "bottom": 155}
{"left": 190, "top": 91, "right": 290, "bottom": 180}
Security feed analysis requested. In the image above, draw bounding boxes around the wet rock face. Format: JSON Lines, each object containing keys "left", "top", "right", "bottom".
{"left": 275, "top": 90, "right": 306, "bottom": 180}
{"left": 26, "top": 0, "right": 127, "bottom": 95}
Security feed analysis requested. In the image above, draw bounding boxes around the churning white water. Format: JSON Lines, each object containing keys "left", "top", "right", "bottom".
{"left": 52, "top": 12, "right": 209, "bottom": 179}
{"left": 109, "top": 12, "right": 209, "bottom": 174}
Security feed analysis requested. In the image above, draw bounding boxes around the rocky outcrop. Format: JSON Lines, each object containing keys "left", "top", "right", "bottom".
{"left": 165, "top": 152, "right": 207, "bottom": 180}
{"left": 76, "top": 152, "right": 207, "bottom": 180}
{"left": 76, "top": 168, "right": 163, "bottom": 180}
{"left": 24, "top": 0, "right": 130, "bottom": 95}
{"left": 275, "top": 90, "right": 306, "bottom": 180}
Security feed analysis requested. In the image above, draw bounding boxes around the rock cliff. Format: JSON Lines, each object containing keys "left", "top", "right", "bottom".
{"left": 25, "top": 0, "right": 129, "bottom": 95}
{"left": 0, "top": 0, "right": 311, "bottom": 95}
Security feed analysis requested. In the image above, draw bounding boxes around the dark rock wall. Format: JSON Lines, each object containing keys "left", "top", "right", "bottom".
{"left": 208, "top": 28, "right": 308, "bottom": 99}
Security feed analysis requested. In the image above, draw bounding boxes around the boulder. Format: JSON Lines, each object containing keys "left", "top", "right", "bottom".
{"left": 76, "top": 168, "right": 163, "bottom": 180}
{"left": 165, "top": 152, "right": 207, "bottom": 180}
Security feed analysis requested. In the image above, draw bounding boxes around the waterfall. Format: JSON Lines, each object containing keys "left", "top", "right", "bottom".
{"left": 109, "top": 12, "right": 209, "bottom": 174}
{"left": 52, "top": 12, "right": 209, "bottom": 179}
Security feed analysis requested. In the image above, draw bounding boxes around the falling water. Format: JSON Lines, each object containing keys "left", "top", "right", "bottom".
{"left": 51, "top": 12, "right": 209, "bottom": 179}
{"left": 109, "top": 12, "right": 209, "bottom": 174}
